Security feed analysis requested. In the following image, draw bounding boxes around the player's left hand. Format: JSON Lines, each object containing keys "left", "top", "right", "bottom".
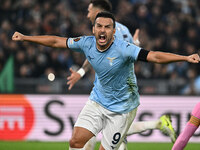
{"left": 133, "top": 29, "right": 140, "bottom": 46}
{"left": 67, "top": 68, "right": 81, "bottom": 90}
{"left": 187, "top": 53, "right": 200, "bottom": 63}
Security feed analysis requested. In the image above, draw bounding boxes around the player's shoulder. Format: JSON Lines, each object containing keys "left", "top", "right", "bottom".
{"left": 83, "top": 36, "right": 95, "bottom": 46}
{"left": 78, "top": 35, "right": 95, "bottom": 41}
{"left": 114, "top": 38, "right": 138, "bottom": 52}
{"left": 113, "top": 38, "right": 131, "bottom": 51}
{"left": 68, "top": 36, "right": 95, "bottom": 48}
{"left": 114, "top": 38, "right": 129, "bottom": 46}
{"left": 71, "top": 35, "right": 94, "bottom": 41}
{"left": 73, "top": 35, "right": 95, "bottom": 44}
{"left": 84, "top": 35, "right": 95, "bottom": 39}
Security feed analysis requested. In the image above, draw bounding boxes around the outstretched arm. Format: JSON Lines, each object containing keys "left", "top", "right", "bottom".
{"left": 133, "top": 29, "right": 199, "bottom": 64}
{"left": 12, "top": 31, "right": 67, "bottom": 48}
{"left": 147, "top": 51, "right": 200, "bottom": 64}
{"left": 67, "top": 59, "right": 92, "bottom": 90}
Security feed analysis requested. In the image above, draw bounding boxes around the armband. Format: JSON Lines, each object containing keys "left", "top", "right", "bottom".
{"left": 77, "top": 68, "right": 85, "bottom": 77}
{"left": 137, "top": 49, "right": 150, "bottom": 62}
{"left": 189, "top": 115, "right": 200, "bottom": 127}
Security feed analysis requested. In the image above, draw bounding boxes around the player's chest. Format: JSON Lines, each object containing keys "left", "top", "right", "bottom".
{"left": 86, "top": 49, "right": 123, "bottom": 73}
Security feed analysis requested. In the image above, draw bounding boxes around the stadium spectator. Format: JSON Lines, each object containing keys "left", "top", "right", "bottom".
{"left": 1, "top": 0, "right": 200, "bottom": 94}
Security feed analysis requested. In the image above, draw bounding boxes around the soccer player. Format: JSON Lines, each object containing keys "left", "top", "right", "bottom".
{"left": 67, "top": 0, "right": 176, "bottom": 149}
{"left": 12, "top": 12, "right": 200, "bottom": 150}
{"left": 172, "top": 102, "right": 200, "bottom": 150}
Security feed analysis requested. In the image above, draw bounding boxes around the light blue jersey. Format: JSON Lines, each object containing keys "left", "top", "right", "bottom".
{"left": 67, "top": 36, "right": 141, "bottom": 113}
{"left": 115, "top": 22, "right": 137, "bottom": 86}
{"left": 115, "top": 22, "right": 133, "bottom": 43}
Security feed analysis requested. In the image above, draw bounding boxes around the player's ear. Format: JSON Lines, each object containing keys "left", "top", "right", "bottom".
{"left": 92, "top": 26, "right": 95, "bottom": 34}
{"left": 113, "top": 28, "right": 116, "bottom": 34}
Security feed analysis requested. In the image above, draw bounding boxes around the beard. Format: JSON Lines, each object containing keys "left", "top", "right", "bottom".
{"left": 95, "top": 32, "right": 113, "bottom": 50}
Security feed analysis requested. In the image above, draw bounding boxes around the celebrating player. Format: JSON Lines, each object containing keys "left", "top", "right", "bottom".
{"left": 12, "top": 11, "right": 200, "bottom": 150}
{"left": 67, "top": 0, "right": 176, "bottom": 149}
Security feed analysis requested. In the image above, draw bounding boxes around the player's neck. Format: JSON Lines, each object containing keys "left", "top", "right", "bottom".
{"left": 97, "top": 37, "right": 115, "bottom": 52}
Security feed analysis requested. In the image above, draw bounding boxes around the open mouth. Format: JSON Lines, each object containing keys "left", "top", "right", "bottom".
{"left": 98, "top": 34, "right": 106, "bottom": 43}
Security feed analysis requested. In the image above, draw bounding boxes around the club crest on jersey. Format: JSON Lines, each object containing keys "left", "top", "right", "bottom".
{"left": 107, "top": 57, "right": 116, "bottom": 66}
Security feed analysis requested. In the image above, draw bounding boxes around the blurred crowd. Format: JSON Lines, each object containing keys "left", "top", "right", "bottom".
{"left": 0, "top": 0, "right": 200, "bottom": 94}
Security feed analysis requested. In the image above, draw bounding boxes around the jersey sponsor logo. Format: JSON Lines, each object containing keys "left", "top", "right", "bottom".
{"left": 0, "top": 95, "right": 34, "bottom": 140}
{"left": 107, "top": 57, "right": 116, "bottom": 66}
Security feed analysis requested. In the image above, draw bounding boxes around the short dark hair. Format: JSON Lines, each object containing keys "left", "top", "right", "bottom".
{"left": 90, "top": 0, "right": 112, "bottom": 12}
{"left": 94, "top": 12, "right": 115, "bottom": 28}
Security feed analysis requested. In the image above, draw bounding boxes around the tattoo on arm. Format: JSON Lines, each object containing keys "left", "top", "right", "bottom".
{"left": 82, "top": 60, "right": 92, "bottom": 72}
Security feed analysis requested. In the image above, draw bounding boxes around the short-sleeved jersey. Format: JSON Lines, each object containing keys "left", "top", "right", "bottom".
{"left": 67, "top": 36, "right": 141, "bottom": 113}
{"left": 115, "top": 22, "right": 137, "bottom": 86}
{"left": 115, "top": 22, "right": 133, "bottom": 43}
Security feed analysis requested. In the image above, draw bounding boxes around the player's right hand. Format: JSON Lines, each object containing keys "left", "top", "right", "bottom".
{"left": 12, "top": 32, "right": 24, "bottom": 41}
{"left": 67, "top": 68, "right": 82, "bottom": 90}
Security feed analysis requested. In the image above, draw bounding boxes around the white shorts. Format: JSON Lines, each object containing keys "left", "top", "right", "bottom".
{"left": 74, "top": 99, "right": 137, "bottom": 150}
